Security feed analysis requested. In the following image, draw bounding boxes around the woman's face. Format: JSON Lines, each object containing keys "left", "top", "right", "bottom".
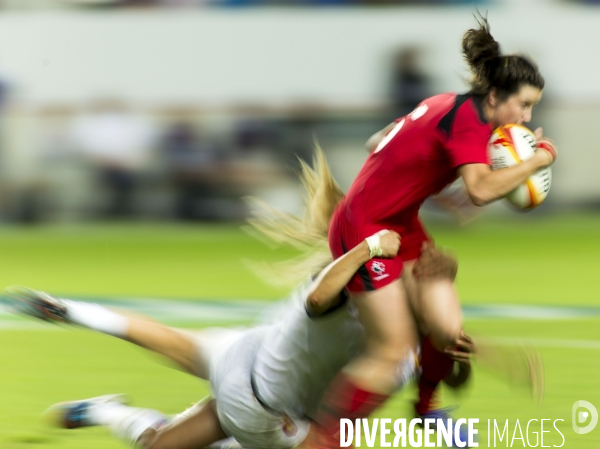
{"left": 487, "top": 85, "right": 543, "bottom": 128}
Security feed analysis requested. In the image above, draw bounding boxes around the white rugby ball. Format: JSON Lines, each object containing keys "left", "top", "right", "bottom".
{"left": 488, "top": 124, "right": 552, "bottom": 210}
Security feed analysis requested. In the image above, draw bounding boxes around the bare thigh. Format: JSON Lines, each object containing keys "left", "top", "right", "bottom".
{"left": 345, "top": 279, "right": 418, "bottom": 393}
{"left": 352, "top": 279, "right": 418, "bottom": 358}
{"left": 402, "top": 260, "right": 462, "bottom": 350}
{"left": 123, "top": 313, "right": 244, "bottom": 380}
{"left": 125, "top": 317, "right": 201, "bottom": 376}
{"left": 138, "top": 399, "right": 227, "bottom": 449}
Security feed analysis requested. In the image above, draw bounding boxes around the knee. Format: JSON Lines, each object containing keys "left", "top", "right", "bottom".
{"left": 365, "top": 337, "right": 417, "bottom": 366}
{"left": 137, "top": 428, "right": 168, "bottom": 449}
{"left": 428, "top": 324, "right": 461, "bottom": 352}
{"left": 136, "top": 428, "right": 156, "bottom": 449}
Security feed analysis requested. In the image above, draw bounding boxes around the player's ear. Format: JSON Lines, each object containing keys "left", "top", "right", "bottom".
{"left": 487, "top": 88, "right": 498, "bottom": 108}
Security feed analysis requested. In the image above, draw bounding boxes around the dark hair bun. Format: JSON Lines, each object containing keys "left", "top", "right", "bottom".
{"left": 461, "top": 15, "right": 544, "bottom": 98}
{"left": 462, "top": 16, "right": 501, "bottom": 94}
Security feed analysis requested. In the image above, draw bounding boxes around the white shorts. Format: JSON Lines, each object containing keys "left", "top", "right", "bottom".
{"left": 207, "top": 327, "right": 310, "bottom": 449}
{"left": 192, "top": 327, "right": 247, "bottom": 379}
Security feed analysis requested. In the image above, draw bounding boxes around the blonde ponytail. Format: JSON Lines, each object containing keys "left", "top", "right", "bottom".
{"left": 245, "top": 144, "right": 344, "bottom": 287}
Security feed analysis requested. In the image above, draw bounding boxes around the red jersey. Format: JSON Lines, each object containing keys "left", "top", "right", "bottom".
{"left": 342, "top": 93, "right": 492, "bottom": 227}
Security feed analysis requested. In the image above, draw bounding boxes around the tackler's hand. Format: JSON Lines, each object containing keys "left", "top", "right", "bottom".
{"left": 412, "top": 242, "right": 458, "bottom": 281}
{"left": 379, "top": 231, "right": 401, "bottom": 258}
{"left": 365, "top": 230, "right": 400, "bottom": 259}
{"left": 444, "top": 331, "right": 477, "bottom": 366}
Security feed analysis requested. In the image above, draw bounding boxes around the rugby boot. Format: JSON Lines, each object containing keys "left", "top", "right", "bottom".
{"left": 4, "top": 286, "right": 69, "bottom": 323}
{"left": 44, "top": 394, "right": 129, "bottom": 429}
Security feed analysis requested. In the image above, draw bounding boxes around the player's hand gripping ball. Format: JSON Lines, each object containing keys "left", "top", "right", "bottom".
{"left": 488, "top": 124, "right": 553, "bottom": 210}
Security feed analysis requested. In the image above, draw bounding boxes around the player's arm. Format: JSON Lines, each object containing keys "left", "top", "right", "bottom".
{"left": 443, "top": 331, "right": 476, "bottom": 389}
{"left": 443, "top": 362, "right": 472, "bottom": 389}
{"left": 412, "top": 241, "right": 457, "bottom": 281}
{"left": 365, "top": 122, "right": 396, "bottom": 153}
{"left": 429, "top": 181, "right": 483, "bottom": 226}
{"left": 305, "top": 231, "right": 400, "bottom": 317}
{"left": 459, "top": 143, "right": 555, "bottom": 206}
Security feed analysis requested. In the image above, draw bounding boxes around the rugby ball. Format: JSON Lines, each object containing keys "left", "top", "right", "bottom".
{"left": 488, "top": 124, "right": 552, "bottom": 210}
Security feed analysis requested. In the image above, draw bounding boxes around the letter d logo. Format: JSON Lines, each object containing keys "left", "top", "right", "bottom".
{"left": 572, "top": 400, "right": 598, "bottom": 434}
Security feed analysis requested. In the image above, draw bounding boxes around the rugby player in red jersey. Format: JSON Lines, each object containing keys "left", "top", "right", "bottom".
{"left": 308, "top": 16, "right": 557, "bottom": 447}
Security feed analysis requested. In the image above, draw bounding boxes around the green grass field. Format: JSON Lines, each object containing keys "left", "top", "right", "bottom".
{"left": 1, "top": 213, "right": 600, "bottom": 448}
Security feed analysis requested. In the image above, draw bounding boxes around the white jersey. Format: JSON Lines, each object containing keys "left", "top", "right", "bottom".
{"left": 252, "top": 283, "right": 364, "bottom": 419}
{"left": 199, "top": 282, "right": 416, "bottom": 448}
{"left": 209, "top": 327, "right": 310, "bottom": 449}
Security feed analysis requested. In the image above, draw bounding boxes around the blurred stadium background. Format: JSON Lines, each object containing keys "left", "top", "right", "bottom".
{"left": 0, "top": 0, "right": 599, "bottom": 448}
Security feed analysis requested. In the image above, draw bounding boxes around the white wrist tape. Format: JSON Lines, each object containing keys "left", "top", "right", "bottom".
{"left": 365, "top": 230, "right": 389, "bottom": 259}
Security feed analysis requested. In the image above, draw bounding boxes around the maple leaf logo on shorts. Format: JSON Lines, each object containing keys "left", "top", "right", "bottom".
{"left": 370, "top": 261, "right": 389, "bottom": 281}
{"left": 371, "top": 261, "right": 385, "bottom": 274}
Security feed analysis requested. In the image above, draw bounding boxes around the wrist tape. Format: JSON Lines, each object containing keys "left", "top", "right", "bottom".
{"left": 365, "top": 230, "right": 389, "bottom": 258}
{"left": 536, "top": 141, "right": 556, "bottom": 161}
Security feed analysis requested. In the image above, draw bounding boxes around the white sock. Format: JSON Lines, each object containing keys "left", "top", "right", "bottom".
{"left": 62, "top": 300, "right": 129, "bottom": 338}
{"left": 88, "top": 402, "right": 167, "bottom": 444}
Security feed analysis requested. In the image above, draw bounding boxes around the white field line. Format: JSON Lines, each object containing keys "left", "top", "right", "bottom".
{"left": 2, "top": 300, "right": 598, "bottom": 321}
{"left": 483, "top": 337, "right": 600, "bottom": 350}
{"left": 2, "top": 299, "right": 600, "bottom": 346}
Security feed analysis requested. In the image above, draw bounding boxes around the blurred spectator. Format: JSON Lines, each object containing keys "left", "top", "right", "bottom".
{"left": 225, "top": 107, "right": 301, "bottom": 213}
{"left": 159, "top": 0, "right": 205, "bottom": 5}
{"left": 212, "top": 0, "right": 488, "bottom": 6}
{"left": 70, "top": 98, "right": 155, "bottom": 218}
{"left": 0, "top": 0, "right": 489, "bottom": 7}
{"left": 233, "top": 110, "right": 277, "bottom": 157}
{"left": 65, "top": 0, "right": 160, "bottom": 7}
{"left": 0, "top": 77, "right": 10, "bottom": 168}
{"left": 277, "top": 103, "right": 322, "bottom": 170}
{"left": 38, "top": 106, "right": 76, "bottom": 163}
{"left": 390, "top": 46, "right": 432, "bottom": 119}
{"left": 34, "top": 105, "right": 78, "bottom": 222}
{"left": 120, "top": 0, "right": 161, "bottom": 5}
{"left": 161, "top": 117, "right": 231, "bottom": 220}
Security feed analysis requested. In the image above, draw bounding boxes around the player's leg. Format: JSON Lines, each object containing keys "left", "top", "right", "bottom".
{"left": 347, "top": 279, "right": 418, "bottom": 393}
{"left": 138, "top": 399, "right": 227, "bottom": 449}
{"left": 403, "top": 253, "right": 460, "bottom": 406}
{"left": 4, "top": 287, "right": 207, "bottom": 378}
{"left": 308, "top": 212, "right": 417, "bottom": 446}
{"left": 45, "top": 395, "right": 226, "bottom": 449}
{"left": 310, "top": 278, "right": 418, "bottom": 445}
{"left": 404, "top": 262, "right": 462, "bottom": 352}
{"left": 397, "top": 225, "right": 463, "bottom": 418}
{"left": 398, "top": 220, "right": 462, "bottom": 353}
{"left": 124, "top": 317, "right": 200, "bottom": 375}
{"left": 403, "top": 248, "right": 471, "bottom": 446}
